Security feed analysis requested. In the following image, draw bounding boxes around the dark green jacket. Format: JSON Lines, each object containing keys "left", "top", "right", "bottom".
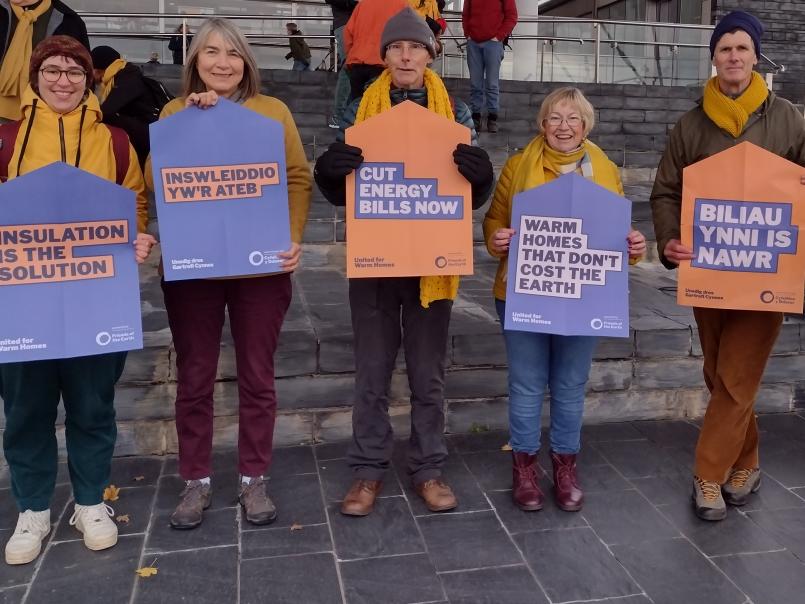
{"left": 287, "top": 32, "right": 311, "bottom": 61}
{"left": 650, "top": 91, "right": 805, "bottom": 269}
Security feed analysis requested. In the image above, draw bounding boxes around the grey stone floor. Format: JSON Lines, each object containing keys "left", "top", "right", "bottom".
{"left": 2, "top": 414, "right": 805, "bottom": 603}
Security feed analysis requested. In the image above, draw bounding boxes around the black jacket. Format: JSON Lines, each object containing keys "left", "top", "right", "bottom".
{"left": 325, "top": 0, "right": 358, "bottom": 30}
{"left": 168, "top": 34, "right": 193, "bottom": 65}
{"left": 0, "top": 0, "right": 89, "bottom": 62}
{"left": 99, "top": 63, "right": 156, "bottom": 166}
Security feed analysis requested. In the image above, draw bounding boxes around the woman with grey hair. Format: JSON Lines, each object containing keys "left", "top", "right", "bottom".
{"left": 484, "top": 86, "right": 646, "bottom": 514}
{"left": 152, "top": 17, "right": 311, "bottom": 530}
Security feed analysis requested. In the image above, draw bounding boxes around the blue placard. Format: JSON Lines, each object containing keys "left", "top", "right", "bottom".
{"left": 150, "top": 98, "right": 292, "bottom": 280}
{"left": 0, "top": 162, "right": 143, "bottom": 361}
{"left": 504, "top": 173, "right": 631, "bottom": 337}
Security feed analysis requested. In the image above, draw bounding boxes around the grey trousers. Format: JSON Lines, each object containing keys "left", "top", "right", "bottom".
{"left": 346, "top": 277, "right": 452, "bottom": 484}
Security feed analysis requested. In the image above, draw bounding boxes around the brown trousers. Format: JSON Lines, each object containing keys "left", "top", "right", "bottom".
{"left": 693, "top": 307, "right": 782, "bottom": 483}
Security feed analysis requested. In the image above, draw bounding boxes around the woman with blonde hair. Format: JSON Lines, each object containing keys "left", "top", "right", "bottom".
{"left": 484, "top": 86, "right": 646, "bottom": 513}
{"left": 154, "top": 17, "right": 311, "bottom": 530}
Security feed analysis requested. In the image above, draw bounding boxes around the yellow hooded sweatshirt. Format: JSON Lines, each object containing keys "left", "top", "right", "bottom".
{"left": 8, "top": 86, "right": 149, "bottom": 233}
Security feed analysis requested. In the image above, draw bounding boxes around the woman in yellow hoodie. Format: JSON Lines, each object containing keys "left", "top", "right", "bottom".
{"left": 0, "top": 35, "right": 155, "bottom": 566}
{"left": 483, "top": 87, "right": 645, "bottom": 514}
{"left": 151, "top": 17, "right": 312, "bottom": 531}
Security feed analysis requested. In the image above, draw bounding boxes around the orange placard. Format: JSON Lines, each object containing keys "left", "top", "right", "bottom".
{"left": 678, "top": 141, "right": 805, "bottom": 311}
{"left": 345, "top": 101, "right": 473, "bottom": 277}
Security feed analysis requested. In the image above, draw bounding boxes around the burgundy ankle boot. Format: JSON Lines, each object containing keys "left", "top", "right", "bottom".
{"left": 512, "top": 451, "right": 544, "bottom": 511}
{"left": 551, "top": 451, "right": 583, "bottom": 511}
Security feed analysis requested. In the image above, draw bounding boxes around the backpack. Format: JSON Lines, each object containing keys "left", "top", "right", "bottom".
{"left": 0, "top": 120, "right": 131, "bottom": 185}
{"left": 141, "top": 76, "right": 174, "bottom": 122}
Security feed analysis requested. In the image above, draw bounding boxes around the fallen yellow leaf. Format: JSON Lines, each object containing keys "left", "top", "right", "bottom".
{"left": 500, "top": 443, "right": 512, "bottom": 452}
{"left": 135, "top": 567, "right": 158, "bottom": 578}
{"left": 116, "top": 515, "right": 130, "bottom": 524}
{"left": 133, "top": 475, "right": 145, "bottom": 482}
{"left": 103, "top": 485, "right": 120, "bottom": 502}
{"left": 290, "top": 523, "right": 303, "bottom": 531}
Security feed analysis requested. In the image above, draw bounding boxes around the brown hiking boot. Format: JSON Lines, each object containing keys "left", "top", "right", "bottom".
{"left": 692, "top": 476, "right": 727, "bottom": 521}
{"left": 341, "top": 479, "right": 383, "bottom": 516}
{"left": 415, "top": 479, "right": 458, "bottom": 512}
{"left": 170, "top": 480, "right": 212, "bottom": 530}
{"left": 722, "top": 468, "right": 761, "bottom": 506}
{"left": 239, "top": 477, "right": 277, "bottom": 526}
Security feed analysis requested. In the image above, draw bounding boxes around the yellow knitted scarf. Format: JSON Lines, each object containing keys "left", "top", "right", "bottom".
{"left": 354, "top": 68, "right": 458, "bottom": 308}
{"left": 0, "top": 0, "right": 52, "bottom": 120}
{"left": 100, "top": 58, "right": 127, "bottom": 104}
{"left": 508, "top": 135, "right": 620, "bottom": 203}
{"left": 408, "top": 0, "right": 441, "bottom": 20}
{"left": 702, "top": 72, "right": 768, "bottom": 138}
{"left": 542, "top": 144, "right": 585, "bottom": 176}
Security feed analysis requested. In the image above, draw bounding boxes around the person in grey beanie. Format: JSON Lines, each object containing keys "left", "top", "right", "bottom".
{"left": 315, "top": 6, "right": 495, "bottom": 518}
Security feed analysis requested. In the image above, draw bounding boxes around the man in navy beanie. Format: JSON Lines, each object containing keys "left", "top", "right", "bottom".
{"left": 651, "top": 10, "right": 805, "bottom": 521}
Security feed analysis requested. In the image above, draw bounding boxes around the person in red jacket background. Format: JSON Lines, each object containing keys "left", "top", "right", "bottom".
{"left": 461, "top": 0, "right": 517, "bottom": 133}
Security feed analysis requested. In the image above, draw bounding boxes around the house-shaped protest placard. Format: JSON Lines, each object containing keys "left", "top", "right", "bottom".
{"left": 345, "top": 100, "right": 473, "bottom": 278}
{"left": 150, "top": 98, "right": 291, "bottom": 280}
{"left": 504, "top": 173, "right": 631, "bottom": 337}
{"left": 0, "top": 162, "right": 142, "bottom": 361}
{"left": 679, "top": 141, "right": 805, "bottom": 312}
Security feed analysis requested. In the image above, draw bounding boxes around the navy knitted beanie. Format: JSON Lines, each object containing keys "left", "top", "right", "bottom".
{"left": 710, "top": 11, "right": 763, "bottom": 58}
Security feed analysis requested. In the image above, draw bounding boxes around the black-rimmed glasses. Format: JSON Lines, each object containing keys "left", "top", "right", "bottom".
{"left": 39, "top": 67, "right": 87, "bottom": 84}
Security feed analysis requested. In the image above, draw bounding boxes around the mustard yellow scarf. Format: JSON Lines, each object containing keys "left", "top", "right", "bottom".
{"left": 507, "top": 135, "right": 621, "bottom": 210}
{"left": 702, "top": 71, "right": 768, "bottom": 138}
{"left": 354, "top": 69, "right": 458, "bottom": 308}
{"left": 0, "top": 0, "right": 52, "bottom": 120}
{"left": 99, "top": 58, "right": 127, "bottom": 103}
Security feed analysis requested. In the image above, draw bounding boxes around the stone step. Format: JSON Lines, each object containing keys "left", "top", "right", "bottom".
{"left": 9, "top": 68, "right": 801, "bottom": 459}
{"left": 3, "top": 252, "right": 802, "bottom": 457}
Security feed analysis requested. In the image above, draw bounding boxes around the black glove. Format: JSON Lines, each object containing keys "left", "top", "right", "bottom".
{"left": 285, "top": 52, "right": 292, "bottom": 60}
{"left": 453, "top": 143, "right": 493, "bottom": 189}
{"left": 314, "top": 141, "right": 364, "bottom": 182}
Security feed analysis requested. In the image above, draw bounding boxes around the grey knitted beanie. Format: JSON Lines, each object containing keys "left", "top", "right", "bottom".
{"left": 380, "top": 6, "right": 437, "bottom": 60}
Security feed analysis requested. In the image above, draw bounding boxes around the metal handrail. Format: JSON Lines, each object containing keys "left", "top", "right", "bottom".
{"left": 77, "top": 12, "right": 717, "bottom": 30}
{"left": 81, "top": 11, "right": 785, "bottom": 83}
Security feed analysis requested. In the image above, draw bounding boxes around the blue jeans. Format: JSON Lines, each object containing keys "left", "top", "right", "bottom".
{"left": 292, "top": 59, "right": 310, "bottom": 71}
{"left": 495, "top": 299, "right": 597, "bottom": 455}
{"left": 467, "top": 39, "right": 504, "bottom": 115}
{"left": 333, "top": 26, "right": 351, "bottom": 122}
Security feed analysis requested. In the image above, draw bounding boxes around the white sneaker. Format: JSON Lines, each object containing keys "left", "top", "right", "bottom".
{"left": 69, "top": 503, "right": 118, "bottom": 551}
{"left": 5, "top": 509, "right": 51, "bottom": 565}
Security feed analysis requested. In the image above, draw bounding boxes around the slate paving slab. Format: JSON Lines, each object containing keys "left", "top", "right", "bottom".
{"left": 0, "top": 418, "right": 804, "bottom": 603}
{"left": 714, "top": 550, "right": 805, "bottom": 604}
{"left": 438, "top": 566, "right": 548, "bottom": 604}
{"left": 611, "top": 538, "right": 746, "bottom": 604}
{"left": 516, "top": 527, "right": 641, "bottom": 602}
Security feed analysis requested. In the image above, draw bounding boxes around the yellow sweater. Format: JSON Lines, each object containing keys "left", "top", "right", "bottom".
{"left": 153, "top": 94, "right": 312, "bottom": 243}
{"left": 8, "top": 86, "right": 148, "bottom": 233}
